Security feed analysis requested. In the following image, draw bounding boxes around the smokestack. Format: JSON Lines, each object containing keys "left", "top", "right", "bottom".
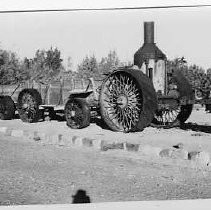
{"left": 134, "top": 21, "right": 166, "bottom": 68}
{"left": 144, "top": 22, "right": 154, "bottom": 44}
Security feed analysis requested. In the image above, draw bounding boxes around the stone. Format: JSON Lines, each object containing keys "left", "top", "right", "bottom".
{"left": 0, "top": 127, "right": 8, "bottom": 133}
{"left": 33, "top": 135, "right": 41, "bottom": 141}
{"left": 31, "top": 131, "right": 48, "bottom": 142}
{"left": 191, "top": 133, "right": 203, "bottom": 137}
{"left": 71, "top": 136, "right": 78, "bottom": 144}
{"left": 11, "top": 129, "right": 24, "bottom": 138}
{"left": 41, "top": 135, "right": 51, "bottom": 145}
{"left": 62, "top": 135, "right": 74, "bottom": 147}
{"left": 58, "top": 135, "right": 73, "bottom": 147}
{"left": 60, "top": 136, "right": 70, "bottom": 147}
{"left": 45, "top": 134, "right": 65, "bottom": 145}
{"left": 4, "top": 128, "right": 12, "bottom": 136}
{"left": 50, "top": 134, "right": 65, "bottom": 146}
{"left": 113, "top": 142, "right": 124, "bottom": 150}
{"left": 72, "top": 136, "right": 83, "bottom": 147}
{"left": 82, "top": 138, "right": 93, "bottom": 147}
{"left": 188, "top": 151, "right": 210, "bottom": 166}
{"left": 125, "top": 143, "right": 140, "bottom": 152}
{"left": 50, "top": 135, "right": 59, "bottom": 144}
{"left": 100, "top": 141, "right": 124, "bottom": 151}
{"left": 92, "top": 139, "right": 103, "bottom": 150}
{"left": 58, "top": 134, "right": 65, "bottom": 146}
{"left": 171, "top": 149, "right": 188, "bottom": 160}
{"left": 100, "top": 141, "right": 115, "bottom": 151}
{"left": 33, "top": 131, "right": 41, "bottom": 141}
{"left": 22, "top": 130, "right": 32, "bottom": 140}
{"left": 159, "top": 148, "right": 174, "bottom": 158}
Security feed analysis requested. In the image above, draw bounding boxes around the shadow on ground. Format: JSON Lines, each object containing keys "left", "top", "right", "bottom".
{"left": 14, "top": 111, "right": 66, "bottom": 122}
{"left": 91, "top": 117, "right": 111, "bottom": 130}
{"left": 72, "top": 189, "right": 91, "bottom": 204}
{"left": 180, "top": 122, "right": 211, "bottom": 134}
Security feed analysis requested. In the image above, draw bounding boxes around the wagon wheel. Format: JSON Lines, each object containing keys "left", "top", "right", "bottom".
{"left": 0, "top": 96, "right": 16, "bottom": 120}
{"left": 152, "top": 69, "right": 194, "bottom": 127}
{"left": 100, "top": 69, "right": 157, "bottom": 132}
{"left": 17, "top": 89, "right": 42, "bottom": 123}
{"left": 65, "top": 98, "right": 90, "bottom": 129}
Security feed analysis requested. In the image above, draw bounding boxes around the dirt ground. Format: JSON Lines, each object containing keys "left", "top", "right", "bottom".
{"left": 0, "top": 105, "right": 210, "bottom": 153}
{"left": 0, "top": 105, "right": 211, "bottom": 205}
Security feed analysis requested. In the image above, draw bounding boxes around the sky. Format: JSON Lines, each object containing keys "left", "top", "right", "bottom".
{"left": 0, "top": 0, "right": 211, "bottom": 70}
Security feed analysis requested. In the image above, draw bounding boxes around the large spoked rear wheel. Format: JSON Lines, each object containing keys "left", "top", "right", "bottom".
{"left": 17, "top": 89, "right": 42, "bottom": 123}
{"left": 100, "top": 69, "right": 157, "bottom": 132}
{"left": 0, "top": 96, "right": 16, "bottom": 120}
{"left": 65, "top": 98, "right": 90, "bottom": 129}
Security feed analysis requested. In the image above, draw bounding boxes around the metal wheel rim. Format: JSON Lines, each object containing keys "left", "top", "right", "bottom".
{"left": 21, "top": 93, "right": 37, "bottom": 120}
{"left": 66, "top": 101, "right": 83, "bottom": 128}
{"left": 101, "top": 72, "right": 143, "bottom": 132}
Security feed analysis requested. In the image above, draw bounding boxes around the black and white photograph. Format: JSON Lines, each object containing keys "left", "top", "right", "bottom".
{"left": 0, "top": 0, "right": 211, "bottom": 209}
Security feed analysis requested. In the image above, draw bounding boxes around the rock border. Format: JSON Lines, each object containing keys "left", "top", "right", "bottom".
{"left": 0, "top": 126, "right": 210, "bottom": 166}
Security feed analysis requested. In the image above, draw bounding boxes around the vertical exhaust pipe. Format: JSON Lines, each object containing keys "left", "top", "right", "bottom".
{"left": 144, "top": 22, "right": 155, "bottom": 78}
{"left": 134, "top": 21, "right": 165, "bottom": 68}
{"left": 144, "top": 22, "right": 154, "bottom": 44}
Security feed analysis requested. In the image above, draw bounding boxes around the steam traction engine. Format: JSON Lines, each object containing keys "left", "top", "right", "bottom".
{"left": 64, "top": 22, "right": 195, "bottom": 132}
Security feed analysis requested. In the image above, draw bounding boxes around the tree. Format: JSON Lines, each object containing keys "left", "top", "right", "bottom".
{"left": 0, "top": 49, "right": 26, "bottom": 85}
{"left": 99, "top": 50, "right": 120, "bottom": 75}
{"left": 77, "top": 55, "right": 99, "bottom": 79}
{"left": 67, "top": 56, "right": 73, "bottom": 72}
{"left": 45, "top": 47, "right": 62, "bottom": 74}
{"left": 26, "top": 47, "right": 63, "bottom": 84}
{"left": 167, "top": 57, "right": 211, "bottom": 97}
{"left": 207, "top": 68, "right": 211, "bottom": 76}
